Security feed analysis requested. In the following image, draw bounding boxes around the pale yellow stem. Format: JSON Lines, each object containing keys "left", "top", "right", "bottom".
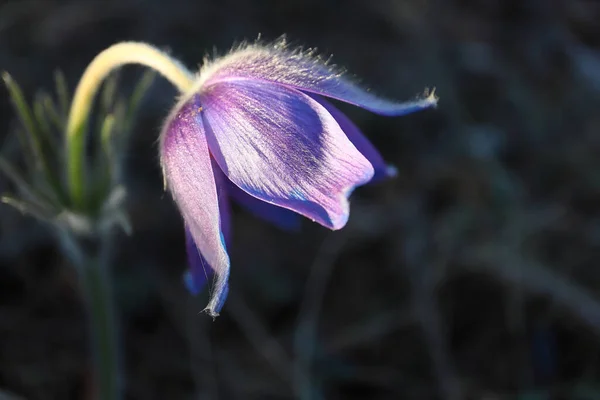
{"left": 65, "top": 42, "right": 195, "bottom": 208}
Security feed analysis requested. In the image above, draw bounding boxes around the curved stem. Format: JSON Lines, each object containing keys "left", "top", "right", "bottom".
{"left": 65, "top": 42, "right": 194, "bottom": 209}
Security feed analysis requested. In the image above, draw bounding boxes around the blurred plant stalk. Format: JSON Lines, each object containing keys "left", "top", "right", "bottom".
{"left": 1, "top": 43, "right": 194, "bottom": 399}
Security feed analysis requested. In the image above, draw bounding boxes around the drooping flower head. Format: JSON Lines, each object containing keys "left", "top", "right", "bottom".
{"left": 160, "top": 40, "right": 437, "bottom": 317}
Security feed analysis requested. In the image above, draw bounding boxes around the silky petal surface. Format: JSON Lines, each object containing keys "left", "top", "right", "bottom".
{"left": 200, "top": 79, "right": 374, "bottom": 230}
{"left": 226, "top": 179, "right": 301, "bottom": 231}
{"left": 198, "top": 43, "right": 438, "bottom": 116}
{"left": 183, "top": 162, "right": 232, "bottom": 296}
{"left": 183, "top": 230, "right": 229, "bottom": 311}
{"left": 160, "top": 97, "right": 229, "bottom": 317}
{"left": 310, "top": 96, "right": 395, "bottom": 182}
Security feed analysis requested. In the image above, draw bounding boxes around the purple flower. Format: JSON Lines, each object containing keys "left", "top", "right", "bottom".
{"left": 160, "top": 41, "right": 437, "bottom": 317}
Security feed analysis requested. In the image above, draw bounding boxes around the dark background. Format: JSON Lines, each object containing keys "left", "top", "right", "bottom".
{"left": 2, "top": 0, "right": 600, "bottom": 399}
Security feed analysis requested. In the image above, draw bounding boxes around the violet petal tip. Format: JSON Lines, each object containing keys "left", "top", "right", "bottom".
{"left": 203, "top": 279, "right": 229, "bottom": 319}
{"left": 202, "top": 308, "right": 219, "bottom": 320}
{"left": 386, "top": 165, "right": 399, "bottom": 178}
{"left": 425, "top": 87, "right": 439, "bottom": 108}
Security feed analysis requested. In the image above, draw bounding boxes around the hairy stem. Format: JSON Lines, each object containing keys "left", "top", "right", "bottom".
{"left": 65, "top": 42, "right": 194, "bottom": 209}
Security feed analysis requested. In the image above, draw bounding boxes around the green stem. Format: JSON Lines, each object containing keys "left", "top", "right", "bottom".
{"left": 81, "top": 252, "right": 120, "bottom": 400}
{"left": 60, "top": 231, "right": 121, "bottom": 400}
{"left": 64, "top": 42, "right": 194, "bottom": 210}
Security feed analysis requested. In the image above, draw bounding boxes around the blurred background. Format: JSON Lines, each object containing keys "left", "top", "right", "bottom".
{"left": 2, "top": 0, "right": 600, "bottom": 399}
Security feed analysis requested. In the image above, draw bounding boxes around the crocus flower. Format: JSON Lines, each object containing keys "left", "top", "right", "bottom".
{"left": 160, "top": 41, "right": 437, "bottom": 317}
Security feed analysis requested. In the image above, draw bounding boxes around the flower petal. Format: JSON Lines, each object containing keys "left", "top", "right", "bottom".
{"left": 200, "top": 79, "right": 374, "bottom": 230}
{"left": 183, "top": 230, "right": 229, "bottom": 311}
{"left": 198, "top": 43, "right": 438, "bottom": 116}
{"left": 225, "top": 178, "right": 301, "bottom": 231}
{"left": 183, "top": 161, "right": 232, "bottom": 296}
{"left": 160, "top": 96, "right": 229, "bottom": 317}
{"left": 183, "top": 227, "right": 208, "bottom": 296}
{"left": 309, "top": 95, "right": 396, "bottom": 182}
